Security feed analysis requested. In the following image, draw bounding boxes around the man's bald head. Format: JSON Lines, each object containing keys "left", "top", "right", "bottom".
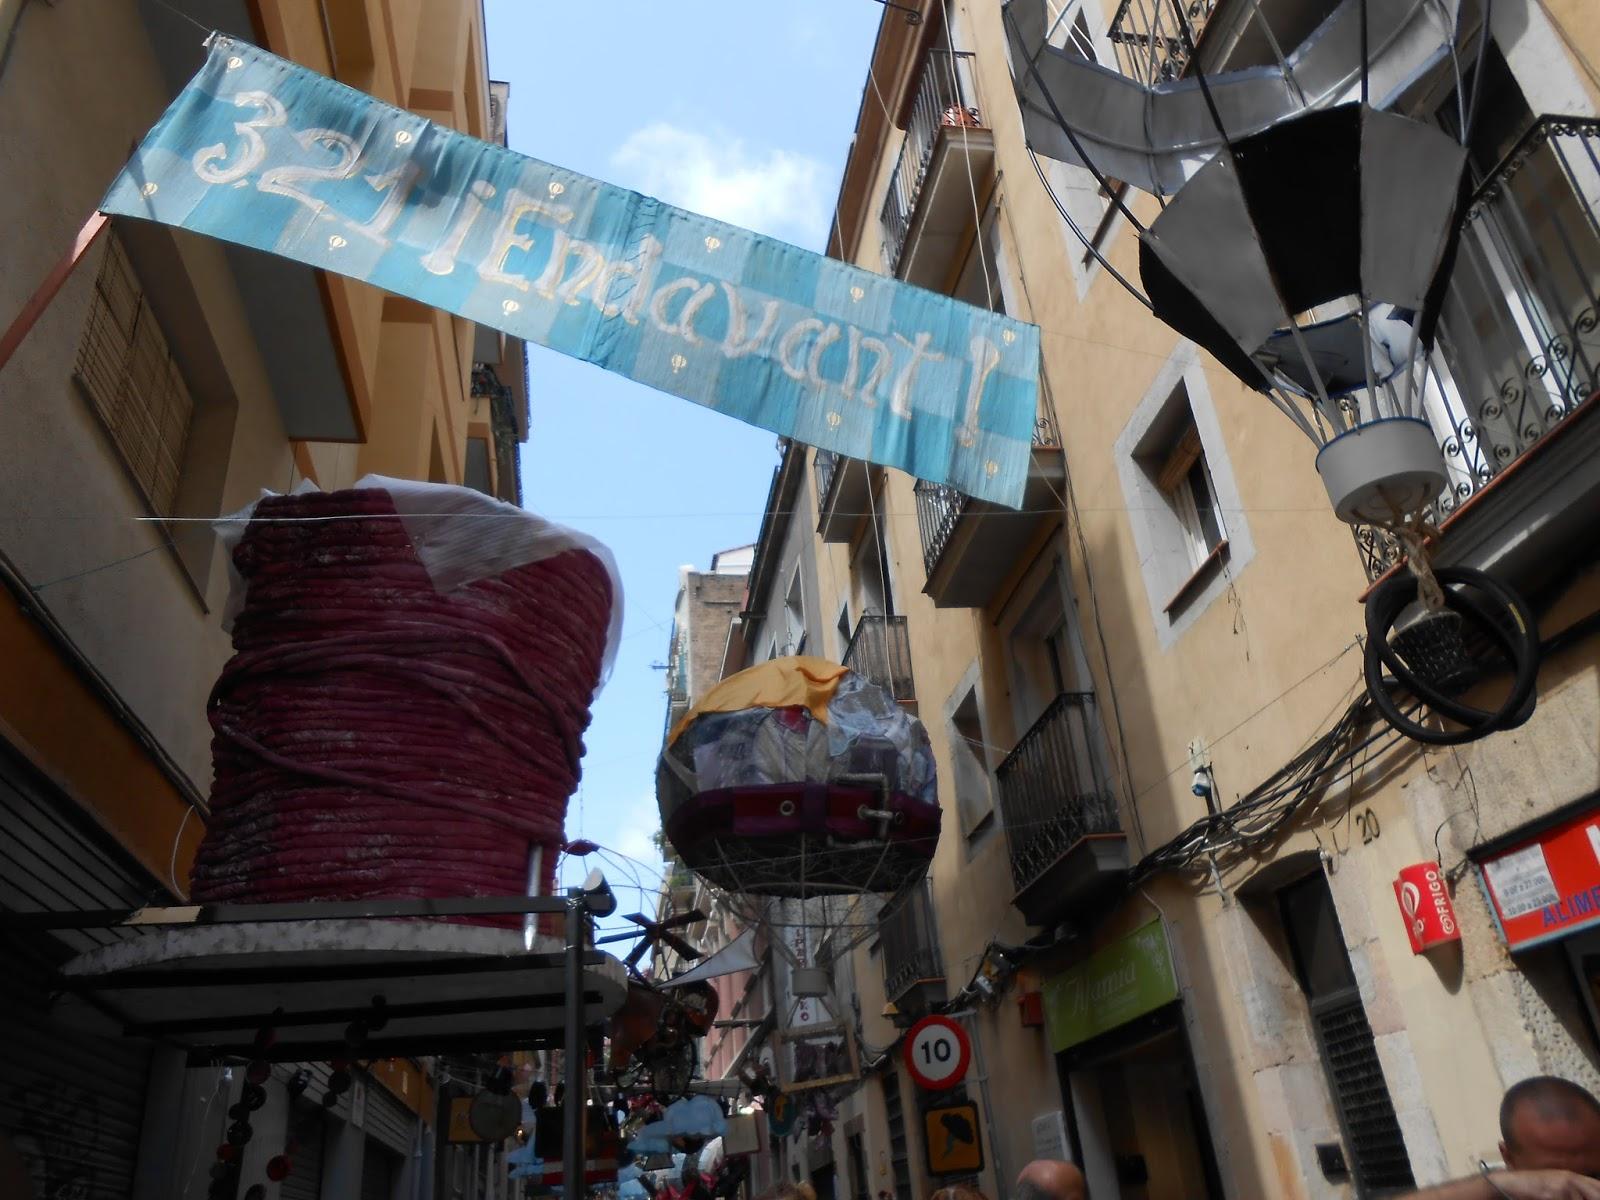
{"left": 1016, "top": 1158, "right": 1087, "bottom": 1200}
{"left": 1499, "top": 1076, "right": 1600, "bottom": 1174}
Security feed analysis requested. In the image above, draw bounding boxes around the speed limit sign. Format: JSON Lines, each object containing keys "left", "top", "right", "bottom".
{"left": 903, "top": 1015, "right": 971, "bottom": 1090}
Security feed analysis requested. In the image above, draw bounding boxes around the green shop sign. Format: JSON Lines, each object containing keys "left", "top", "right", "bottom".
{"left": 1043, "top": 920, "right": 1178, "bottom": 1052}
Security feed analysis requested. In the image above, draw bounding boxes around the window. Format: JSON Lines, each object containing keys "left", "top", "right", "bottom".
{"left": 1115, "top": 355, "right": 1252, "bottom": 644}
{"left": 1279, "top": 874, "right": 1415, "bottom": 1193}
{"left": 1038, "top": 1, "right": 1129, "bottom": 288}
{"left": 464, "top": 435, "right": 493, "bottom": 494}
{"left": 1153, "top": 418, "right": 1227, "bottom": 578}
{"left": 784, "top": 566, "right": 807, "bottom": 654}
{"left": 1004, "top": 560, "right": 1093, "bottom": 733}
{"left": 949, "top": 684, "right": 994, "bottom": 838}
{"left": 75, "top": 234, "right": 194, "bottom": 516}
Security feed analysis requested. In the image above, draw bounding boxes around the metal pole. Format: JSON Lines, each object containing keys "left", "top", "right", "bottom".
{"left": 0, "top": 210, "right": 108, "bottom": 375}
{"left": 563, "top": 892, "right": 587, "bottom": 1198}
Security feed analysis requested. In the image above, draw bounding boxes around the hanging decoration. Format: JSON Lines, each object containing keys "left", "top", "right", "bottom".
{"left": 658, "top": 658, "right": 938, "bottom": 898}
{"left": 190, "top": 477, "right": 619, "bottom": 920}
{"left": 99, "top": 36, "right": 1041, "bottom": 506}
{"left": 1004, "top": 0, "right": 1543, "bottom": 743}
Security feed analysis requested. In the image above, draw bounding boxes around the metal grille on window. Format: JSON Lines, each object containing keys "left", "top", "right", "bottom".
{"left": 75, "top": 234, "right": 193, "bottom": 516}
{"left": 1311, "top": 996, "right": 1415, "bottom": 1193}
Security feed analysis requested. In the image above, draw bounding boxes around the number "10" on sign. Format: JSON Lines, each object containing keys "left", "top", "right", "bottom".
{"left": 904, "top": 1015, "right": 972, "bottom": 1091}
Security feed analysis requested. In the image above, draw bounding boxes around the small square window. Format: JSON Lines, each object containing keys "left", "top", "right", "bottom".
{"left": 1116, "top": 355, "right": 1252, "bottom": 644}
{"left": 1153, "top": 421, "right": 1228, "bottom": 574}
{"left": 784, "top": 566, "right": 806, "bottom": 655}
{"left": 75, "top": 234, "right": 194, "bottom": 517}
{"left": 950, "top": 686, "right": 994, "bottom": 838}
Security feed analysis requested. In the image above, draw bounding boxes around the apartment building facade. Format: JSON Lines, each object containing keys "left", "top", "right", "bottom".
{"left": 0, "top": 3, "right": 525, "bottom": 1196}
{"left": 733, "top": 1, "right": 1600, "bottom": 1198}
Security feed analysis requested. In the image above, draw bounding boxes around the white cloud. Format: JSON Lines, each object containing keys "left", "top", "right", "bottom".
{"left": 610, "top": 122, "right": 831, "bottom": 247}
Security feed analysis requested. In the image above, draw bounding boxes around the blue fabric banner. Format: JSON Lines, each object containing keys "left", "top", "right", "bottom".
{"left": 100, "top": 37, "right": 1041, "bottom": 506}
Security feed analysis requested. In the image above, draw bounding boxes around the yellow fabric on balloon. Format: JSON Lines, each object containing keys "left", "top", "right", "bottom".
{"left": 667, "top": 656, "right": 849, "bottom": 745}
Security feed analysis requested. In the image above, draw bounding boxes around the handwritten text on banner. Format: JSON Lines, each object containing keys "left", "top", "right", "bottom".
{"left": 100, "top": 38, "right": 1042, "bottom": 506}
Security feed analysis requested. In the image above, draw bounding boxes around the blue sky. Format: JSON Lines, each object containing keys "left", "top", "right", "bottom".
{"left": 483, "top": 2, "right": 883, "bottom": 926}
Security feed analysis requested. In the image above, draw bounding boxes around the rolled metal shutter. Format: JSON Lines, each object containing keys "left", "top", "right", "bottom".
{"left": 363, "top": 1073, "right": 415, "bottom": 1156}
{"left": 360, "top": 1137, "right": 400, "bottom": 1200}
{"left": 279, "top": 1102, "right": 327, "bottom": 1200}
{"left": 0, "top": 747, "right": 159, "bottom": 1200}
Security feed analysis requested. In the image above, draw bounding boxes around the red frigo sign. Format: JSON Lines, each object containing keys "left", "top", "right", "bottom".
{"left": 1393, "top": 862, "right": 1461, "bottom": 954}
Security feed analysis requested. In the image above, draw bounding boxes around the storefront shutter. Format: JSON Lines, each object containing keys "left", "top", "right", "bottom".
{"left": 279, "top": 1103, "right": 326, "bottom": 1200}
{"left": 1312, "top": 996, "right": 1416, "bottom": 1191}
{"left": 360, "top": 1137, "right": 399, "bottom": 1200}
{"left": 0, "top": 747, "right": 158, "bottom": 1200}
{"left": 363, "top": 1073, "right": 416, "bottom": 1156}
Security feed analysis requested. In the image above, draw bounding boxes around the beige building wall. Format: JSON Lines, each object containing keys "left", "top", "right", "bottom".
{"left": 792, "top": 1, "right": 1600, "bottom": 1198}
{"left": 0, "top": 0, "right": 517, "bottom": 892}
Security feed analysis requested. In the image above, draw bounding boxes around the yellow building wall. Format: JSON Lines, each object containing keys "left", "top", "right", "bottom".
{"left": 818, "top": 0, "right": 1600, "bottom": 1195}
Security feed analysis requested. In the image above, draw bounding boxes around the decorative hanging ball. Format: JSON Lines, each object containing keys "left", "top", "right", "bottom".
{"left": 244, "top": 1186, "right": 267, "bottom": 1200}
{"left": 246, "top": 1060, "right": 271, "bottom": 1086}
{"left": 266, "top": 1156, "right": 291, "bottom": 1182}
{"left": 328, "top": 1069, "right": 353, "bottom": 1095}
{"left": 226, "top": 1121, "right": 254, "bottom": 1147}
{"left": 216, "top": 1143, "right": 238, "bottom": 1164}
{"left": 242, "top": 1082, "right": 267, "bottom": 1111}
{"left": 321, "top": 1090, "right": 341, "bottom": 1109}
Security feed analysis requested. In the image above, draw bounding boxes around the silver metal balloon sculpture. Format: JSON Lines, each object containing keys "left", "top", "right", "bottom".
{"left": 1005, "top": 0, "right": 1480, "bottom": 529}
{"left": 1005, "top": 0, "right": 1549, "bottom": 746}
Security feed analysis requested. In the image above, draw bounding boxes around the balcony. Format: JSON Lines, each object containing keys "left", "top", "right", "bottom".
{"left": 1108, "top": 0, "right": 1345, "bottom": 83}
{"left": 842, "top": 614, "right": 915, "bottom": 704}
{"left": 1107, "top": 0, "right": 1222, "bottom": 83}
{"left": 995, "top": 692, "right": 1127, "bottom": 929}
{"left": 879, "top": 881, "right": 946, "bottom": 1013}
{"left": 814, "top": 450, "right": 880, "bottom": 543}
{"left": 881, "top": 49, "right": 995, "bottom": 287}
{"left": 1355, "top": 115, "right": 1600, "bottom": 589}
{"left": 915, "top": 411, "right": 1064, "bottom": 609}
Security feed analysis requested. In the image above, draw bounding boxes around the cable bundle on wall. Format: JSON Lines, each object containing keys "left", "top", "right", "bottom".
{"left": 188, "top": 482, "right": 620, "bottom": 926}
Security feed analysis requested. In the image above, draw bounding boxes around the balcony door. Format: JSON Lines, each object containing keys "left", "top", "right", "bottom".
{"left": 1005, "top": 558, "right": 1096, "bottom": 738}
{"left": 1413, "top": 41, "right": 1600, "bottom": 516}
{"left": 852, "top": 510, "right": 895, "bottom": 620}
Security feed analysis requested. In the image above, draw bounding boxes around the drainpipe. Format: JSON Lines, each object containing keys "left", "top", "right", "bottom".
{"left": 0, "top": 0, "right": 26, "bottom": 77}
{"left": 957, "top": 1010, "right": 1012, "bottom": 1200}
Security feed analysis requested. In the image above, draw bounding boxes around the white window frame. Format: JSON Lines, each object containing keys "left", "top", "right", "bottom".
{"left": 1115, "top": 343, "right": 1255, "bottom": 648}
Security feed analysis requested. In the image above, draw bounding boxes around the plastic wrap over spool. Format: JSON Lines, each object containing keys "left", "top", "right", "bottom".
{"left": 215, "top": 474, "right": 625, "bottom": 692}
{"left": 1315, "top": 417, "right": 1448, "bottom": 524}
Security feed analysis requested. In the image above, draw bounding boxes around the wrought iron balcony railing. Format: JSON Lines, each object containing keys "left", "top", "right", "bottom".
{"left": 842, "top": 614, "right": 915, "bottom": 702}
{"left": 1356, "top": 114, "right": 1600, "bottom": 579}
{"left": 879, "top": 880, "right": 944, "bottom": 1003}
{"left": 1107, "top": 0, "right": 1221, "bottom": 83}
{"left": 881, "top": 49, "right": 980, "bottom": 274}
{"left": 913, "top": 413, "right": 1060, "bottom": 580}
{"left": 996, "top": 691, "right": 1121, "bottom": 897}
{"left": 815, "top": 449, "right": 841, "bottom": 509}
{"left": 914, "top": 478, "right": 968, "bottom": 582}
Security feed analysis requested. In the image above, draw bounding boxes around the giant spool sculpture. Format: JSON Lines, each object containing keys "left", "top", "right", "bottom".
{"left": 190, "top": 476, "right": 621, "bottom": 923}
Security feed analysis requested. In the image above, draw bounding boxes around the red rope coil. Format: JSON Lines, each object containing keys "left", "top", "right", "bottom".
{"left": 189, "top": 489, "right": 612, "bottom": 926}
